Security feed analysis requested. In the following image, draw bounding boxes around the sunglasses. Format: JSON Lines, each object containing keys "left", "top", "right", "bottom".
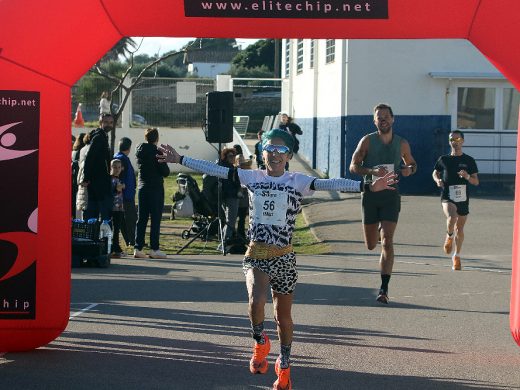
{"left": 263, "top": 144, "right": 291, "bottom": 154}
{"left": 449, "top": 137, "right": 463, "bottom": 142}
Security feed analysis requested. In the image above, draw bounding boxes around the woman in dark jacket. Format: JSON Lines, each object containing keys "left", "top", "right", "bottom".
{"left": 133, "top": 128, "right": 170, "bottom": 259}
{"left": 279, "top": 113, "right": 302, "bottom": 154}
{"left": 219, "top": 147, "right": 241, "bottom": 247}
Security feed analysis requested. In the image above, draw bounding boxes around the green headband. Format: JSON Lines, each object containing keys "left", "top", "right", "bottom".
{"left": 262, "top": 129, "right": 294, "bottom": 152}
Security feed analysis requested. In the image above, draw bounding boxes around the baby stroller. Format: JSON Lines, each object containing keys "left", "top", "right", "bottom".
{"left": 171, "top": 173, "right": 217, "bottom": 241}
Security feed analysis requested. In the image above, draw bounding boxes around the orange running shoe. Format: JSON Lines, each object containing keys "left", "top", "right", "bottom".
{"left": 249, "top": 333, "right": 271, "bottom": 374}
{"left": 273, "top": 356, "right": 292, "bottom": 390}
{"left": 443, "top": 235, "right": 453, "bottom": 254}
{"left": 452, "top": 255, "right": 462, "bottom": 271}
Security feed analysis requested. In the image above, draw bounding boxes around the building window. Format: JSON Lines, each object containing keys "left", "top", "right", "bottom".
{"left": 503, "top": 88, "right": 520, "bottom": 130}
{"left": 457, "top": 87, "right": 495, "bottom": 129}
{"left": 285, "top": 40, "right": 291, "bottom": 78}
{"left": 325, "top": 39, "right": 335, "bottom": 64}
{"left": 310, "top": 39, "right": 315, "bottom": 69}
{"left": 296, "top": 39, "right": 304, "bottom": 74}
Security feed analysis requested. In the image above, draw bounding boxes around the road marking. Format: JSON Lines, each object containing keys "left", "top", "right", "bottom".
{"left": 301, "top": 269, "right": 346, "bottom": 277}
{"left": 397, "top": 260, "right": 510, "bottom": 273}
{"left": 300, "top": 258, "right": 510, "bottom": 275}
{"left": 69, "top": 303, "right": 98, "bottom": 320}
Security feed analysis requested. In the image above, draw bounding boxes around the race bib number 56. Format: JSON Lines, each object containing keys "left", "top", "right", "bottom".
{"left": 252, "top": 189, "right": 288, "bottom": 226}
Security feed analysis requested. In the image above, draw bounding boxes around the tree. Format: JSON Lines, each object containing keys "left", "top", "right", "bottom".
{"left": 229, "top": 64, "right": 274, "bottom": 78}
{"left": 99, "top": 37, "right": 139, "bottom": 63}
{"left": 231, "top": 39, "right": 276, "bottom": 72}
{"left": 91, "top": 38, "right": 194, "bottom": 153}
{"left": 77, "top": 37, "right": 260, "bottom": 152}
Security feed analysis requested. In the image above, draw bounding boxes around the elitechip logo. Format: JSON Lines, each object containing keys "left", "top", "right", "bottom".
{"left": 0, "top": 90, "right": 39, "bottom": 320}
{"left": 184, "top": 0, "right": 388, "bottom": 19}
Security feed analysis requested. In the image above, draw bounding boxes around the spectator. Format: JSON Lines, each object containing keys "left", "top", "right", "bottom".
{"left": 133, "top": 128, "right": 170, "bottom": 259}
{"left": 75, "top": 133, "right": 91, "bottom": 219}
{"left": 254, "top": 130, "right": 265, "bottom": 169}
{"left": 109, "top": 159, "right": 126, "bottom": 258}
{"left": 99, "top": 91, "right": 111, "bottom": 116}
{"left": 234, "top": 144, "right": 253, "bottom": 169}
{"left": 234, "top": 144, "right": 252, "bottom": 241}
{"left": 71, "top": 132, "right": 86, "bottom": 217}
{"left": 114, "top": 137, "right": 137, "bottom": 249}
{"left": 279, "top": 113, "right": 302, "bottom": 154}
{"left": 82, "top": 114, "right": 113, "bottom": 222}
{"left": 218, "top": 147, "right": 242, "bottom": 250}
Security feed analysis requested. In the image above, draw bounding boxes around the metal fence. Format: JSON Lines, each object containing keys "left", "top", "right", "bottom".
{"left": 132, "top": 78, "right": 214, "bottom": 128}
{"left": 72, "top": 76, "right": 281, "bottom": 133}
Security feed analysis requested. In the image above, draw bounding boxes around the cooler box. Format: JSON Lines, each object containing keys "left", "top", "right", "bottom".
{"left": 71, "top": 220, "right": 110, "bottom": 268}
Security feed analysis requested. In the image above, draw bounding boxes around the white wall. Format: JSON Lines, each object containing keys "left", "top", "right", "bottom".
{"left": 285, "top": 38, "right": 507, "bottom": 118}
{"left": 71, "top": 127, "right": 241, "bottom": 173}
{"left": 315, "top": 41, "right": 345, "bottom": 118}
{"left": 189, "top": 62, "right": 231, "bottom": 78}
{"left": 346, "top": 39, "right": 501, "bottom": 116}
{"left": 290, "top": 40, "right": 316, "bottom": 118}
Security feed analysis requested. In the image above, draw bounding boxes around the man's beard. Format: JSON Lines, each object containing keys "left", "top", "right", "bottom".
{"left": 378, "top": 125, "right": 391, "bottom": 134}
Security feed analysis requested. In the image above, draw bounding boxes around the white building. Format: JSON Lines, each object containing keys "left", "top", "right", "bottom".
{"left": 184, "top": 49, "right": 238, "bottom": 78}
{"left": 281, "top": 39, "right": 519, "bottom": 193}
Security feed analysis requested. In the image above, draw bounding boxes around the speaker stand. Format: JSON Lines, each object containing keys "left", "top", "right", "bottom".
{"left": 216, "top": 141, "right": 226, "bottom": 256}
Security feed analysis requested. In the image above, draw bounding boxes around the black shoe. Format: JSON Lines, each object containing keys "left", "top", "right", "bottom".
{"left": 376, "top": 289, "right": 389, "bottom": 304}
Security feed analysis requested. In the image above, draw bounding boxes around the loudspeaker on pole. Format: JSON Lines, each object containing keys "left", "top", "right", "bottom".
{"left": 205, "top": 91, "right": 233, "bottom": 143}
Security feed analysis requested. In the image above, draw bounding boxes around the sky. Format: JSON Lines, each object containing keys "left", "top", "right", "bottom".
{"left": 131, "top": 37, "right": 260, "bottom": 56}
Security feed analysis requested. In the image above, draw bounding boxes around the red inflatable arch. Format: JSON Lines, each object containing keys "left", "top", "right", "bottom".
{"left": 1, "top": 0, "right": 520, "bottom": 351}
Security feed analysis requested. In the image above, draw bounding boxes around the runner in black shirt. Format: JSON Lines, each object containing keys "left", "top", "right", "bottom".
{"left": 432, "top": 130, "right": 479, "bottom": 270}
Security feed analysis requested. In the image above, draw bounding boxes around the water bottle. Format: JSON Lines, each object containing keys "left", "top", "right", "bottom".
{"left": 99, "top": 219, "right": 112, "bottom": 254}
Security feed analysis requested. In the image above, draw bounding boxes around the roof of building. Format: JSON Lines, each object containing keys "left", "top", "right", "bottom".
{"left": 184, "top": 49, "right": 238, "bottom": 64}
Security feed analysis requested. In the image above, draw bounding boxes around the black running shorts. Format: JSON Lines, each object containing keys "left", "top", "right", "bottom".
{"left": 442, "top": 199, "right": 469, "bottom": 216}
{"left": 361, "top": 190, "right": 401, "bottom": 225}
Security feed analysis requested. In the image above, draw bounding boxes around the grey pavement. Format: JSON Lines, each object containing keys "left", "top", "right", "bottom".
{"left": 1, "top": 145, "right": 519, "bottom": 389}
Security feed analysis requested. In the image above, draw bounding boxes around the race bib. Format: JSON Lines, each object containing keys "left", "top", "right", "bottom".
{"left": 372, "top": 163, "right": 394, "bottom": 182}
{"left": 252, "top": 189, "right": 288, "bottom": 226}
{"left": 449, "top": 185, "right": 467, "bottom": 202}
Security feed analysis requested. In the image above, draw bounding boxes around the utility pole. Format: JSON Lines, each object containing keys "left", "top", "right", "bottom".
{"left": 274, "top": 39, "right": 280, "bottom": 77}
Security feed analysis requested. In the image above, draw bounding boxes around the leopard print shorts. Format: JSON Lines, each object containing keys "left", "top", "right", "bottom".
{"left": 243, "top": 252, "right": 297, "bottom": 295}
